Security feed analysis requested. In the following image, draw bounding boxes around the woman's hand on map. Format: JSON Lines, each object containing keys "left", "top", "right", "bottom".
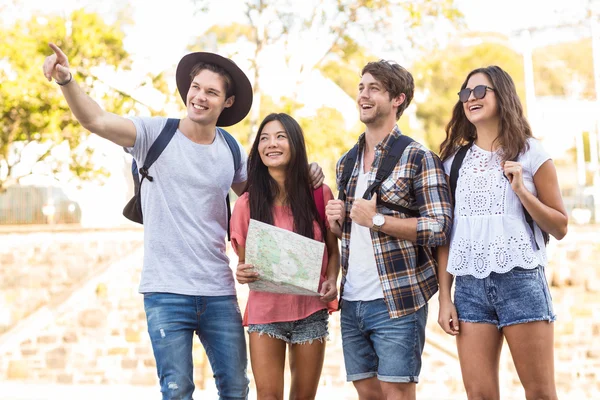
{"left": 319, "top": 278, "right": 338, "bottom": 302}
{"left": 236, "top": 263, "right": 259, "bottom": 284}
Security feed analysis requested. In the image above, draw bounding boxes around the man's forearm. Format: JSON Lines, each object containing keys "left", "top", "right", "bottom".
{"left": 375, "top": 214, "right": 451, "bottom": 246}
{"left": 376, "top": 216, "right": 418, "bottom": 242}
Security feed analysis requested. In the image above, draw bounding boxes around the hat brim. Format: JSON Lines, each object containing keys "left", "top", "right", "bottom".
{"left": 176, "top": 52, "right": 253, "bottom": 127}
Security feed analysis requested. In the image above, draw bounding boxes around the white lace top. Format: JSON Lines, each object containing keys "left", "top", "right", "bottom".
{"left": 443, "top": 138, "right": 550, "bottom": 278}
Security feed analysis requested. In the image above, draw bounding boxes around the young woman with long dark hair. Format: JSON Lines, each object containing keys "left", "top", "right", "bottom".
{"left": 230, "top": 113, "right": 339, "bottom": 400}
{"left": 437, "top": 66, "right": 568, "bottom": 400}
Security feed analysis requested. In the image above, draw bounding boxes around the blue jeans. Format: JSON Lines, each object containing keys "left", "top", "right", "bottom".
{"left": 144, "top": 293, "right": 249, "bottom": 400}
{"left": 341, "top": 299, "right": 427, "bottom": 383}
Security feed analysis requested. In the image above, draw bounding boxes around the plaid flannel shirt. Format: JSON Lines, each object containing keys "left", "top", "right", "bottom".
{"left": 336, "top": 126, "right": 453, "bottom": 318}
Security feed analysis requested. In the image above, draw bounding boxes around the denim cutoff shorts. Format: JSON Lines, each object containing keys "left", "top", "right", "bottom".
{"left": 247, "top": 309, "right": 329, "bottom": 344}
{"left": 454, "top": 265, "right": 556, "bottom": 330}
{"left": 341, "top": 298, "right": 427, "bottom": 383}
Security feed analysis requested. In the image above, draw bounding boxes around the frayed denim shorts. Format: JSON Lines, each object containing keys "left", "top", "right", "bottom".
{"left": 247, "top": 309, "right": 329, "bottom": 344}
{"left": 454, "top": 265, "right": 556, "bottom": 330}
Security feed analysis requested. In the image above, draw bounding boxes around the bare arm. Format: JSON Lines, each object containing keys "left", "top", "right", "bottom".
{"left": 43, "top": 43, "right": 136, "bottom": 148}
{"left": 231, "top": 181, "right": 246, "bottom": 197}
{"left": 234, "top": 244, "right": 259, "bottom": 284}
{"left": 436, "top": 244, "right": 453, "bottom": 301}
{"left": 325, "top": 199, "right": 344, "bottom": 239}
{"left": 373, "top": 214, "right": 418, "bottom": 242}
{"left": 324, "top": 229, "right": 340, "bottom": 281}
{"left": 319, "top": 228, "right": 340, "bottom": 302}
{"left": 504, "top": 159, "right": 568, "bottom": 240}
{"left": 436, "top": 244, "right": 459, "bottom": 335}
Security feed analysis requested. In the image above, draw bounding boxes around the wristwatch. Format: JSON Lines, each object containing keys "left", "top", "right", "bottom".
{"left": 372, "top": 213, "right": 385, "bottom": 231}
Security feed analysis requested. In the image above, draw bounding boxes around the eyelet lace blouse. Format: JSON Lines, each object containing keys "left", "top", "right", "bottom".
{"left": 442, "top": 138, "right": 550, "bottom": 278}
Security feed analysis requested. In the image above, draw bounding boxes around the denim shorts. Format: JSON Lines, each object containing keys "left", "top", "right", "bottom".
{"left": 454, "top": 265, "right": 556, "bottom": 330}
{"left": 340, "top": 298, "right": 427, "bottom": 383}
{"left": 247, "top": 309, "right": 329, "bottom": 344}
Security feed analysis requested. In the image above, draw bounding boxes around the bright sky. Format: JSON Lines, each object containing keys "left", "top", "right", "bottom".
{"left": 3, "top": 0, "right": 592, "bottom": 73}
{"left": 1, "top": 0, "right": 594, "bottom": 225}
{"left": 2, "top": 0, "right": 593, "bottom": 118}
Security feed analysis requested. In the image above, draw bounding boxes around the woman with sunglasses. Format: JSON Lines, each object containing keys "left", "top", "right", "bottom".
{"left": 436, "top": 66, "right": 568, "bottom": 400}
{"left": 230, "top": 113, "right": 339, "bottom": 400}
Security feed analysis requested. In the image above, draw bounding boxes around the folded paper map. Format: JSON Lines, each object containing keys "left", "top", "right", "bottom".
{"left": 246, "top": 219, "right": 325, "bottom": 296}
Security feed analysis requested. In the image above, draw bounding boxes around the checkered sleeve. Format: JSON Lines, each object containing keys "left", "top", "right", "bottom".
{"left": 414, "top": 149, "right": 453, "bottom": 246}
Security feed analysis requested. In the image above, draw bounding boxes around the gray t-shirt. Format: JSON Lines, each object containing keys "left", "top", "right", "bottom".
{"left": 127, "top": 116, "right": 247, "bottom": 296}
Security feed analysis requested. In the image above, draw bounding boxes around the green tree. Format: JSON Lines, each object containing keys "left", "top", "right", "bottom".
{"left": 532, "top": 38, "right": 594, "bottom": 99}
{"left": 0, "top": 9, "right": 172, "bottom": 189}
{"left": 300, "top": 107, "right": 362, "bottom": 188}
{"left": 190, "top": 0, "right": 462, "bottom": 142}
{"left": 413, "top": 40, "right": 526, "bottom": 151}
{"left": 413, "top": 33, "right": 592, "bottom": 152}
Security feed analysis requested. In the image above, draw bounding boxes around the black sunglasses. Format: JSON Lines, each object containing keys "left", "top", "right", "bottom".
{"left": 458, "top": 85, "right": 494, "bottom": 103}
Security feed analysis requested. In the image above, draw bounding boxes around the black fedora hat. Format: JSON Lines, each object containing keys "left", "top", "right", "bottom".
{"left": 175, "top": 52, "right": 253, "bottom": 127}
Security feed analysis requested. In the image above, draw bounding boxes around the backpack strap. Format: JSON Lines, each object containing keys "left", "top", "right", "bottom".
{"left": 449, "top": 142, "right": 473, "bottom": 205}
{"left": 522, "top": 206, "right": 549, "bottom": 250}
{"left": 505, "top": 153, "right": 550, "bottom": 250}
{"left": 217, "top": 127, "right": 242, "bottom": 242}
{"left": 131, "top": 118, "right": 180, "bottom": 200}
{"left": 138, "top": 118, "right": 180, "bottom": 184}
{"left": 363, "top": 135, "right": 420, "bottom": 218}
{"left": 218, "top": 127, "right": 242, "bottom": 171}
{"left": 337, "top": 144, "right": 359, "bottom": 201}
{"left": 450, "top": 142, "right": 549, "bottom": 249}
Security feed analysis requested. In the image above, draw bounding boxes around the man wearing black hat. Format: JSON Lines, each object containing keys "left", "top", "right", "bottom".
{"left": 42, "top": 43, "right": 323, "bottom": 399}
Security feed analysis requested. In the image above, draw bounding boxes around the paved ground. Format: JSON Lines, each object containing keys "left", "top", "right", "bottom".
{"left": 0, "top": 381, "right": 467, "bottom": 400}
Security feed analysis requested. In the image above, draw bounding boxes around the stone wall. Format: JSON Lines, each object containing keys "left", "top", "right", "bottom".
{"left": 0, "top": 226, "right": 599, "bottom": 399}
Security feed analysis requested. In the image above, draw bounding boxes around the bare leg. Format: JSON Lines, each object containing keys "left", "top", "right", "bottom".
{"left": 456, "top": 322, "right": 504, "bottom": 400}
{"left": 380, "top": 382, "right": 416, "bottom": 400}
{"left": 249, "top": 333, "right": 287, "bottom": 400}
{"left": 353, "top": 377, "right": 384, "bottom": 400}
{"left": 288, "top": 339, "right": 326, "bottom": 400}
{"left": 503, "top": 321, "right": 557, "bottom": 400}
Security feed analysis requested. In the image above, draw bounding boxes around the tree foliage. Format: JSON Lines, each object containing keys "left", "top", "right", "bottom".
{"left": 190, "top": 0, "right": 462, "bottom": 141}
{"left": 413, "top": 34, "right": 594, "bottom": 152}
{"left": 532, "top": 38, "right": 594, "bottom": 99}
{"left": 0, "top": 9, "right": 170, "bottom": 188}
{"left": 413, "top": 41, "right": 527, "bottom": 151}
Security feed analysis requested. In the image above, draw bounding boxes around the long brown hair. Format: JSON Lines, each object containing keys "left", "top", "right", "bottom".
{"left": 244, "top": 113, "right": 324, "bottom": 240}
{"left": 439, "top": 66, "right": 532, "bottom": 162}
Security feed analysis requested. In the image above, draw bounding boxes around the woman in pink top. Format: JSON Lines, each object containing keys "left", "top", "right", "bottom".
{"left": 231, "top": 113, "right": 340, "bottom": 400}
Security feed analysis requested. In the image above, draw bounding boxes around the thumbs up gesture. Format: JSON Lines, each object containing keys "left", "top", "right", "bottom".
{"left": 350, "top": 192, "right": 378, "bottom": 228}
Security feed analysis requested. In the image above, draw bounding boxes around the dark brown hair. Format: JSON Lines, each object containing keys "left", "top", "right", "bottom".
{"left": 440, "top": 65, "right": 532, "bottom": 162}
{"left": 189, "top": 62, "right": 235, "bottom": 98}
{"left": 361, "top": 60, "right": 414, "bottom": 119}
{"left": 244, "top": 113, "right": 324, "bottom": 240}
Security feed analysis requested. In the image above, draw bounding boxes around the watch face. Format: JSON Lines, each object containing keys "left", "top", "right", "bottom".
{"left": 373, "top": 214, "right": 385, "bottom": 226}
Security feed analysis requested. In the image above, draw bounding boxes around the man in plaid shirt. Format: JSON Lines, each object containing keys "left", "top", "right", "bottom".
{"left": 326, "top": 60, "right": 452, "bottom": 399}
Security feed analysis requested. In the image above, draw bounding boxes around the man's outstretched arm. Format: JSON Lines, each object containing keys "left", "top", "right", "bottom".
{"left": 43, "top": 43, "right": 137, "bottom": 148}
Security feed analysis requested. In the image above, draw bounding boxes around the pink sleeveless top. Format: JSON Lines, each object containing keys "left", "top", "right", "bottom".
{"left": 230, "top": 184, "right": 337, "bottom": 325}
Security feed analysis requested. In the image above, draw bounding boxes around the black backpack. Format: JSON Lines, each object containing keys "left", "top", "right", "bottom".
{"left": 449, "top": 142, "right": 549, "bottom": 249}
{"left": 338, "top": 134, "right": 419, "bottom": 217}
{"left": 122, "top": 118, "right": 241, "bottom": 240}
